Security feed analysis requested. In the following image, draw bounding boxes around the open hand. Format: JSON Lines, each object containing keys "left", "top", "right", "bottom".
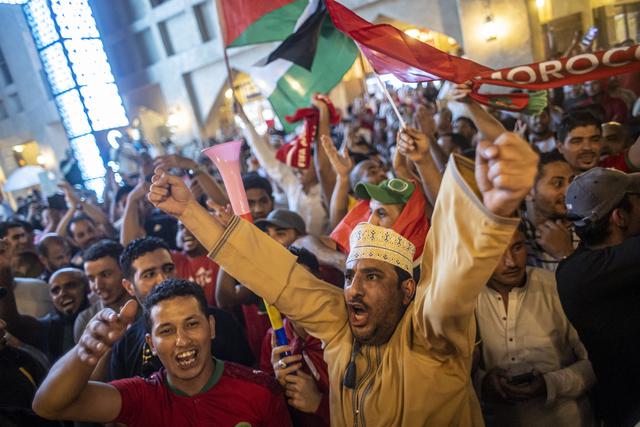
{"left": 448, "top": 82, "right": 473, "bottom": 103}
{"left": 77, "top": 300, "right": 138, "bottom": 366}
{"left": 475, "top": 132, "right": 538, "bottom": 217}
{"left": 321, "top": 135, "right": 353, "bottom": 178}
{"left": 148, "top": 168, "right": 195, "bottom": 218}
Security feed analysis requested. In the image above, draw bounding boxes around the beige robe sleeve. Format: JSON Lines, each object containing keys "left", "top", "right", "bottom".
{"left": 413, "top": 154, "right": 519, "bottom": 358}
{"left": 209, "top": 216, "right": 348, "bottom": 346}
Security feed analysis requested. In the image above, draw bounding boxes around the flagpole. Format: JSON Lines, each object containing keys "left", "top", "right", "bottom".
{"left": 360, "top": 52, "right": 406, "bottom": 128}
{"left": 214, "top": 0, "right": 238, "bottom": 108}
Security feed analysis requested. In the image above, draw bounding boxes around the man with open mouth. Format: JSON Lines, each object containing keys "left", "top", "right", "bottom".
{"left": 32, "top": 279, "right": 292, "bottom": 426}
{"left": 141, "top": 129, "right": 537, "bottom": 426}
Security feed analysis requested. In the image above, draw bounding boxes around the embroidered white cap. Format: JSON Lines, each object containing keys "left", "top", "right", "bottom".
{"left": 347, "top": 222, "right": 416, "bottom": 275}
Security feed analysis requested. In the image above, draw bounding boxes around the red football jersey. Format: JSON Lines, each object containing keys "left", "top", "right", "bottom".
{"left": 172, "top": 252, "right": 219, "bottom": 307}
{"left": 111, "top": 360, "right": 291, "bottom": 427}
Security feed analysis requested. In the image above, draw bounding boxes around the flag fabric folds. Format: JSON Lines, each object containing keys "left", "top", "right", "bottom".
{"left": 218, "top": 0, "right": 358, "bottom": 132}
{"left": 325, "top": 0, "right": 640, "bottom": 113}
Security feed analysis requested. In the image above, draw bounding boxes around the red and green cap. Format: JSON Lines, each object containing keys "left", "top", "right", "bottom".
{"left": 354, "top": 178, "right": 415, "bottom": 205}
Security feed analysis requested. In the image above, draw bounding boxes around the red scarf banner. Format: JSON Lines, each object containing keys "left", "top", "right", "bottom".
{"left": 276, "top": 94, "right": 340, "bottom": 169}
{"left": 326, "top": 0, "right": 640, "bottom": 114}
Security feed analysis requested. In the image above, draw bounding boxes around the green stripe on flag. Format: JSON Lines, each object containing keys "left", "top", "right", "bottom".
{"left": 229, "top": 0, "right": 310, "bottom": 47}
{"left": 267, "top": 17, "right": 358, "bottom": 132}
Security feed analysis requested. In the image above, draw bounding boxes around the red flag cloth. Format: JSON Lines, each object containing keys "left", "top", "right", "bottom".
{"left": 218, "top": 0, "right": 295, "bottom": 46}
{"left": 326, "top": 0, "right": 640, "bottom": 112}
{"left": 276, "top": 94, "right": 340, "bottom": 169}
{"left": 329, "top": 181, "right": 430, "bottom": 261}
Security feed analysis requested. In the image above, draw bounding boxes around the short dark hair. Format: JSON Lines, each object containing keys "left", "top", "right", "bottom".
{"left": 84, "top": 239, "right": 124, "bottom": 264}
{"left": 143, "top": 279, "right": 208, "bottom": 331}
{"left": 535, "top": 150, "right": 568, "bottom": 185}
{"left": 557, "top": 111, "right": 601, "bottom": 143}
{"left": 574, "top": 194, "right": 633, "bottom": 246}
{"left": 37, "top": 233, "right": 68, "bottom": 258}
{"left": 289, "top": 246, "right": 320, "bottom": 275}
{"left": 394, "top": 266, "right": 412, "bottom": 284}
{"left": 120, "top": 237, "right": 170, "bottom": 279}
{"left": 242, "top": 172, "right": 273, "bottom": 197}
{"left": 0, "top": 220, "right": 27, "bottom": 238}
{"left": 67, "top": 215, "right": 96, "bottom": 237}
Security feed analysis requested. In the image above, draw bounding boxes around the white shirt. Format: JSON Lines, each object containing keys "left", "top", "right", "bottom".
{"left": 476, "top": 267, "right": 596, "bottom": 427}
{"left": 243, "top": 124, "right": 329, "bottom": 236}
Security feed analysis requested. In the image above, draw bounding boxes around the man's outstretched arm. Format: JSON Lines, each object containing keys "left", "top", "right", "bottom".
{"left": 148, "top": 171, "right": 348, "bottom": 345}
{"left": 32, "top": 301, "right": 137, "bottom": 423}
{"left": 413, "top": 133, "right": 537, "bottom": 356}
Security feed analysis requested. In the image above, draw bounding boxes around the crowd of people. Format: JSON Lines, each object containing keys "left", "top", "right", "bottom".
{"left": 0, "top": 45, "right": 639, "bottom": 427}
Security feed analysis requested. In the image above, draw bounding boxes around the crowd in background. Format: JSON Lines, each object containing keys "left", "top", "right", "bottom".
{"left": 0, "top": 36, "right": 640, "bottom": 427}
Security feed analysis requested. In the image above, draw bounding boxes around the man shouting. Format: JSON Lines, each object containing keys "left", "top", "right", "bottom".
{"left": 146, "top": 131, "right": 536, "bottom": 426}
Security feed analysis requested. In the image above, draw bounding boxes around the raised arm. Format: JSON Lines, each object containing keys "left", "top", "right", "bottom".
{"left": 415, "top": 133, "right": 537, "bottom": 356}
{"left": 154, "top": 154, "right": 228, "bottom": 205}
{"left": 293, "top": 234, "right": 347, "bottom": 273}
{"left": 397, "top": 127, "right": 441, "bottom": 211}
{"left": 32, "top": 301, "right": 137, "bottom": 423}
{"left": 148, "top": 171, "right": 348, "bottom": 344}
{"left": 120, "top": 178, "right": 149, "bottom": 246}
{"left": 320, "top": 135, "right": 353, "bottom": 229}
{"left": 236, "top": 105, "right": 297, "bottom": 190}
{"left": 313, "top": 97, "right": 337, "bottom": 207}
{"left": 449, "top": 83, "right": 506, "bottom": 142}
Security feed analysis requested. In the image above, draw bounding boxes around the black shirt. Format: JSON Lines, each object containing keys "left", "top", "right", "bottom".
{"left": 109, "top": 307, "right": 254, "bottom": 380}
{"left": 556, "top": 237, "right": 640, "bottom": 427}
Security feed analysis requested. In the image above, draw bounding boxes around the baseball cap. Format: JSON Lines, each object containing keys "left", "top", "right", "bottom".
{"left": 255, "top": 209, "right": 306, "bottom": 235}
{"left": 566, "top": 167, "right": 640, "bottom": 226}
{"left": 354, "top": 178, "right": 415, "bottom": 205}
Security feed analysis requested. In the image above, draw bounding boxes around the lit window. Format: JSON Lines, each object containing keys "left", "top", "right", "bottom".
{"left": 40, "top": 42, "right": 75, "bottom": 94}
{"left": 55, "top": 89, "right": 91, "bottom": 137}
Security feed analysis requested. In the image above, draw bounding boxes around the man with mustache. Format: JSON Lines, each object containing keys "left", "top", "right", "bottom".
{"left": 556, "top": 111, "right": 640, "bottom": 174}
{"left": 146, "top": 129, "right": 538, "bottom": 426}
{"left": 521, "top": 151, "right": 578, "bottom": 271}
{"left": 475, "top": 228, "right": 596, "bottom": 426}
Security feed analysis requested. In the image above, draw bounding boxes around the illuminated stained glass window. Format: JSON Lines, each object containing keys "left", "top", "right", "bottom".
{"left": 69, "top": 134, "right": 106, "bottom": 180}
{"left": 40, "top": 42, "right": 75, "bottom": 94}
{"left": 19, "top": 0, "right": 130, "bottom": 196}
{"left": 81, "top": 83, "right": 128, "bottom": 131}
{"left": 24, "top": 0, "right": 58, "bottom": 48}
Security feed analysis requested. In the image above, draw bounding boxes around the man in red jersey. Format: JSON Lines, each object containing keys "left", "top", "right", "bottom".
{"left": 32, "top": 279, "right": 291, "bottom": 427}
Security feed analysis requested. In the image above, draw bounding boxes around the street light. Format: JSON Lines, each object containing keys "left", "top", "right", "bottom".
{"left": 482, "top": 15, "right": 498, "bottom": 42}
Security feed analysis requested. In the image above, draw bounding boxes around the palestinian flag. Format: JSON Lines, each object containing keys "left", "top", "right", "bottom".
{"left": 218, "top": 0, "right": 358, "bottom": 132}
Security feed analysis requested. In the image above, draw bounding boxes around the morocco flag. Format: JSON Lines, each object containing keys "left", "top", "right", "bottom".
{"left": 218, "top": 0, "right": 357, "bottom": 131}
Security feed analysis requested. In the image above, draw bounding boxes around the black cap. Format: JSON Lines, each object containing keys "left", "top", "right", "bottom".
{"left": 566, "top": 167, "right": 640, "bottom": 226}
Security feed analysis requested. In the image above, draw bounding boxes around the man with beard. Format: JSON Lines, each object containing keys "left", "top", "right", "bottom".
{"left": 556, "top": 111, "right": 640, "bottom": 174}
{"left": 32, "top": 279, "right": 291, "bottom": 426}
{"left": 476, "top": 228, "right": 596, "bottom": 426}
{"left": 172, "top": 221, "right": 219, "bottom": 307}
{"left": 521, "top": 151, "right": 578, "bottom": 271}
{"left": 37, "top": 233, "right": 72, "bottom": 282}
{"left": 524, "top": 109, "right": 556, "bottom": 153}
{"left": 557, "top": 168, "right": 640, "bottom": 427}
{"left": 0, "top": 263, "right": 88, "bottom": 362}
{"left": 147, "top": 129, "right": 538, "bottom": 426}
{"left": 73, "top": 240, "right": 131, "bottom": 342}
{"left": 110, "top": 237, "right": 252, "bottom": 380}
